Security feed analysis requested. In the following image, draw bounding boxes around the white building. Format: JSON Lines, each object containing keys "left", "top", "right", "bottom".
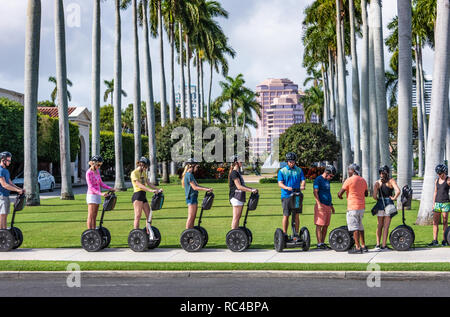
{"left": 412, "top": 75, "right": 432, "bottom": 115}
{"left": 175, "top": 84, "right": 198, "bottom": 118}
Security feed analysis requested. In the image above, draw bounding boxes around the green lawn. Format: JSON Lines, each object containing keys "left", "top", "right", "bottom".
{"left": 9, "top": 182, "right": 433, "bottom": 249}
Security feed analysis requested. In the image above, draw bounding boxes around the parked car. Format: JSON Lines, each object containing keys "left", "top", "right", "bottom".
{"left": 13, "top": 170, "right": 56, "bottom": 192}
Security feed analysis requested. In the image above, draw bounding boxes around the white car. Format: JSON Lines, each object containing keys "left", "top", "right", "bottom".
{"left": 13, "top": 170, "right": 56, "bottom": 192}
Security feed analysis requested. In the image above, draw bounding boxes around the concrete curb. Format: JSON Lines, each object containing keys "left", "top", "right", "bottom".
{"left": 1, "top": 270, "right": 450, "bottom": 280}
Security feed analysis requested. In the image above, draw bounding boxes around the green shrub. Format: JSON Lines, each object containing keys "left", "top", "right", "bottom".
{"left": 259, "top": 177, "right": 278, "bottom": 184}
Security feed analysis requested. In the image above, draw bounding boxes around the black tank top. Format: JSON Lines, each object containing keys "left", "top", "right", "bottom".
{"left": 379, "top": 181, "right": 394, "bottom": 198}
{"left": 436, "top": 177, "right": 450, "bottom": 203}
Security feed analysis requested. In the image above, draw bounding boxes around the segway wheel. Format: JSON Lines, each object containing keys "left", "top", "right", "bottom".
{"left": 274, "top": 228, "right": 286, "bottom": 252}
{"left": 0, "top": 229, "right": 14, "bottom": 252}
{"left": 241, "top": 227, "right": 252, "bottom": 249}
{"left": 98, "top": 227, "right": 111, "bottom": 249}
{"left": 81, "top": 229, "right": 103, "bottom": 252}
{"left": 389, "top": 226, "right": 414, "bottom": 251}
{"left": 10, "top": 227, "right": 23, "bottom": 249}
{"left": 300, "top": 227, "right": 310, "bottom": 251}
{"left": 128, "top": 229, "right": 149, "bottom": 252}
{"left": 180, "top": 229, "right": 204, "bottom": 252}
{"left": 226, "top": 229, "right": 249, "bottom": 252}
{"left": 194, "top": 226, "right": 208, "bottom": 248}
{"left": 148, "top": 226, "right": 161, "bottom": 249}
{"left": 329, "top": 227, "right": 352, "bottom": 252}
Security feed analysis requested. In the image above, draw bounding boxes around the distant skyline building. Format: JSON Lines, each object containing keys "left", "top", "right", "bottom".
{"left": 412, "top": 74, "right": 432, "bottom": 115}
{"left": 175, "top": 84, "right": 198, "bottom": 118}
{"left": 250, "top": 78, "right": 315, "bottom": 158}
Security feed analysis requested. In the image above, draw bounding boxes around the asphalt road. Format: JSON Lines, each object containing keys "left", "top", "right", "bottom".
{"left": 1, "top": 276, "right": 449, "bottom": 297}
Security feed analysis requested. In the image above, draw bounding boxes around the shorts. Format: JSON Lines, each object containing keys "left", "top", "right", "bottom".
{"left": 86, "top": 194, "right": 102, "bottom": 205}
{"left": 132, "top": 191, "right": 148, "bottom": 203}
{"left": 186, "top": 192, "right": 198, "bottom": 205}
{"left": 230, "top": 198, "right": 245, "bottom": 207}
{"left": 282, "top": 197, "right": 302, "bottom": 216}
{"left": 347, "top": 210, "right": 364, "bottom": 231}
{"left": 434, "top": 202, "right": 450, "bottom": 213}
{"left": 0, "top": 196, "right": 10, "bottom": 215}
{"left": 314, "top": 203, "right": 332, "bottom": 226}
{"left": 377, "top": 198, "right": 395, "bottom": 217}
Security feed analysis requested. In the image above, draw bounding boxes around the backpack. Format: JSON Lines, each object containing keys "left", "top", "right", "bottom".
{"left": 247, "top": 192, "right": 260, "bottom": 211}
{"left": 14, "top": 193, "right": 26, "bottom": 212}
{"left": 151, "top": 192, "right": 165, "bottom": 211}
{"left": 288, "top": 191, "right": 303, "bottom": 213}
{"left": 202, "top": 192, "right": 215, "bottom": 210}
{"left": 103, "top": 193, "right": 117, "bottom": 212}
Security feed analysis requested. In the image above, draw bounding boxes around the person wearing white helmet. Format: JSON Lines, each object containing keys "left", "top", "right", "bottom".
{"left": 429, "top": 164, "right": 450, "bottom": 247}
{"left": 0, "top": 152, "right": 24, "bottom": 229}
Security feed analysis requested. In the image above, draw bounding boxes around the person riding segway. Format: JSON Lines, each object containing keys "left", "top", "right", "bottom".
{"left": 430, "top": 164, "right": 450, "bottom": 246}
{"left": 274, "top": 152, "right": 310, "bottom": 252}
{"left": 128, "top": 157, "right": 164, "bottom": 252}
{"left": 226, "top": 155, "right": 259, "bottom": 252}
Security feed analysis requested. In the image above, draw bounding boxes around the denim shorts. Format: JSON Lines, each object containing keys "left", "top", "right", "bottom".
{"left": 186, "top": 193, "right": 199, "bottom": 205}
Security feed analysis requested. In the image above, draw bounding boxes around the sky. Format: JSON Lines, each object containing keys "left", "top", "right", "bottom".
{"left": 0, "top": 0, "right": 436, "bottom": 144}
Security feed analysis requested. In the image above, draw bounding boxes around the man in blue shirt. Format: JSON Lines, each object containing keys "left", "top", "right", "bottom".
{"left": 313, "top": 165, "right": 336, "bottom": 249}
{"left": 0, "top": 152, "right": 24, "bottom": 229}
{"left": 278, "top": 152, "right": 306, "bottom": 234}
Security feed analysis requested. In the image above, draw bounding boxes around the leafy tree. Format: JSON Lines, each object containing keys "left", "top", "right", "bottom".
{"left": 279, "top": 123, "right": 340, "bottom": 167}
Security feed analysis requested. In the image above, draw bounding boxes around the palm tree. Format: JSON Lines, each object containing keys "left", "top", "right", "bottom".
{"left": 397, "top": 0, "right": 413, "bottom": 200}
{"left": 216, "top": 74, "right": 247, "bottom": 127}
{"left": 48, "top": 76, "right": 72, "bottom": 104}
{"left": 91, "top": 0, "right": 101, "bottom": 157}
{"left": 103, "top": 79, "right": 127, "bottom": 107}
{"left": 54, "top": 0, "right": 74, "bottom": 200}
{"left": 237, "top": 90, "right": 261, "bottom": 134}
{"left": 113, "top": 0, "right": 126, "bottom": 191}
{"left": 141, "top": 0, "right": 158, "bottom": 184}
{"left": 301, "top": 86, "right": 324, "bottom": 123}
{"left": 417, "top": 0, "right": 450, "bottom": 225}
{"left": 24, "top": 0, "right": 41, "bottom": 206}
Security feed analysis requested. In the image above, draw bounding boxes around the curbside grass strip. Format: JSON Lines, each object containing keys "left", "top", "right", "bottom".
{"left": 2, "top": 270, "right": 450, "bottom": 280}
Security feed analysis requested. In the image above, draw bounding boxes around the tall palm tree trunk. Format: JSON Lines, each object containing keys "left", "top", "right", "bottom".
{"left": 321, "top": 64, "right": 329, "bottom": 127}
{"left": 350, "top": 0, "right": 361, "bottom": 166}
{"left": 24, "top": 0, "right": 41, "bottom": 206}
{"left": 397, "top": 0, "right": 413, "bottom": 200}
{"left": 169, "top": 21, "right": 176, "bottom": 176}
{"left": 186, "top": 35, "right": 193, "bottom": 118}
{"left": 200, "top": 60, "right": 205, "bottom": 121}
{"left": 417, "top": 0, "right": 450, "bottom": 225}
{"left": 327, "top": 49, "right": 336, "bottom": 135}
{"left": 360, "top": 0, "right": 370, "bottom": 185}
{"left": 54, "top": 0, "right": 74, "bottom": 200}
{"left": 418, "top": 44, "right": 428, "bottom": 149}
{"left": 179, "top": 23, "right": 186, "bottom": 119}
{"left": 113, "top": 0, "right": 126, "bottom": 191}
{"left": 91, "top": 0, "right": 101, "bottom": 157}
{"left": 336, "top": 0, "right": 351, "bottom": 179}
{"left": 415, "top": 41, "right": 425, "bottom": 177}
{"left": 207, "top": 62, "right": 213, "bottom": 123}
{"left": 334, "top": 55, "right": 341, "bottom": 146}
{"left": 369, "top": 13, "right": 380, "bottom": 190}
{"left": 132, "top": 0, "right": 141, "bottom": 164}
{"left": 196, "top": 52, "right": 201, "bottom": 118}
{"left": 372, "top": 0, "right": 390, "bottom": 167}
{"left": 158, "top": 0, "right": 167, "bottom": 127}
{"left": 142, "top": 0, "right": 158, "bottom": 184}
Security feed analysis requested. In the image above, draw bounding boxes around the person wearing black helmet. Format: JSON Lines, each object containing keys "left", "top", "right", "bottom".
{"left": 429, "top": 164, "right": 450, "bottom": 247}
{"left": 85, "top": 155, "right": 116, "bottom": 229}
{"left": 313, "top": 165, "right": 336, "bottom": 249}
{"left": 372, "top": 165, "right": 400, "bottom": 251}
{"left": 0, "top": 152, "right": 24, "bottom": 229}
{"left": 277, "top": 152, "right": 306, "bottom": 234}
{"left": 131, "top": 157, "right": 163, "bottom": 231}
{"left": 181, "top": 158, "right": 213, "bottom": 229}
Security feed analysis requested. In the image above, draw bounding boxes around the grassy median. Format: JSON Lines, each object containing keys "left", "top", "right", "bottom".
{"left": 7, "top": 182, "right": 434, "bottom": 249}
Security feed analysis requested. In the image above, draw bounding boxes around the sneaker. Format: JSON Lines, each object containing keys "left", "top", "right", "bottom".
{"left": 348, "top": 247, "right": 363, "bottom": 254}
{"left": 381, "top": 245, "right": 392, "bottom": 251}
{"left": 316, "top": 243, "right": 325, "bottom": 249}
{"left": 323, "top": 244, "right": 332, "bottom": 250}
{"left": 428, "top": 240, "right": 439, "bottom": 247}
{"left": 442, "top": 240, "right": 448, "bottom": 247}
{"left": 374, "top": 245, "right": 381, "bottom": 251}
{"left": 362, "top": 246, "right": 369, "bottom": 252}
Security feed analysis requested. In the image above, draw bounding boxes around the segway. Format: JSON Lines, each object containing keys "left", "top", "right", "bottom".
{"left": 226, "top": 191, "right": 259, "bottom": 252}
{"left": 81, "top": 191, "right": 116, "bottom": 252}
{"left": 389, "top": 185, "right": 415, "bottom": 251}
{"left": 329, "top": 226, "right": 355, "bottom": 252}
{"left": 0, "top": 193, "right": 25, "bottom": 252}
{"left": 180, "top": 191, "right": 214, "bottom": 252}
{"left": 274, "top": 190, "right": 310, "bottom": 252}
{"left": 128, "top": 191, "right": 164, "bottom": 252}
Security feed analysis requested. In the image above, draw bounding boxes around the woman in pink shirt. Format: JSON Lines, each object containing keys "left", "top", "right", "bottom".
{"left": 86, "top": 155, "right": 116, "bottom": 229}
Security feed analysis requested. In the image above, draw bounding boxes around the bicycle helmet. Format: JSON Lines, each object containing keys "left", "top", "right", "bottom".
{"left": 379, "top": 165, "right": 390, "bottom": 175}
{"left": 435, "top": 164, "right": 448, "bottom": 175}
{"left": 138, "top": 156, "right": 150, "bottom": 166}
{"left": 348, "top": 163, "right": 361, "bottom": 175}
{"left": 90, "top": 155, "right": 103, "bottom": 163}
{"left": 325, "top": 165, "right": 337, "bottom": 175}
{"left": 0, "top": 151, "right": 12, "bottom": 160}
{"left": 286, "top": 152, "right": 297, "bottom": 162}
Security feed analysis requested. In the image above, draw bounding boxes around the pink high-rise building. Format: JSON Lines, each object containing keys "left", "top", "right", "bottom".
{"left": 251, "top": 78, "right": 316, "bottom": 158}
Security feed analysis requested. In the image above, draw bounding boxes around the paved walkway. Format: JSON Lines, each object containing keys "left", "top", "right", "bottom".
{"left": 411, "top": 179, "right": 423, "bottom": 200}
{"left": 1, "top": 247, "right": 449, "bottom": 264}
